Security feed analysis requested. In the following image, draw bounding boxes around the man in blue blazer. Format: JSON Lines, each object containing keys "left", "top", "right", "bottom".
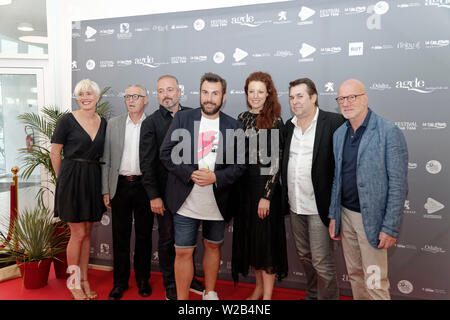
{"left": 328, "top": 79, "right": 408, "bottom": 300}
{"left": 160, "top": 73, "right": 246, "bottom": 300}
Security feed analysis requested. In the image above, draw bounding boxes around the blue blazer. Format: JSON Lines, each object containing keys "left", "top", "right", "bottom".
{"left": 160, "top": 107, "right": 246, "bottom": 222}
{"left": 328, "top": 110, "right": 408, "bottom": 248}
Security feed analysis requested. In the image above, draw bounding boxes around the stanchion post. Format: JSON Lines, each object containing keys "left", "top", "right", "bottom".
{"left": 10, "top": 166, "right": 19, "bottom": 248}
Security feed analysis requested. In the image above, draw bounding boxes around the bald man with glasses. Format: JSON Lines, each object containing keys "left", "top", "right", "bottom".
{"left": 328, "top": 79, "right": 408, "bottom": 300}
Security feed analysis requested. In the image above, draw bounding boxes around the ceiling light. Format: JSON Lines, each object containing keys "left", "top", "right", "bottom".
{"left": 19, "top": 36, "right": 48, "bottom": 44}
{"left": 0, "top": 0, "right": 12, "bottom": 6}
{"left": 18, "top": 23, "right": 34, "bottom": 32}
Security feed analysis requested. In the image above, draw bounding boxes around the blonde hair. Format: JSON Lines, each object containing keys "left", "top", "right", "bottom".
{"left": 74, "top": 79, "right": 101, "bottom": 97}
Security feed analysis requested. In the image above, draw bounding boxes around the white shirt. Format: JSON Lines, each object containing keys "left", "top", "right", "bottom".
{"left": 119, "top": 113, "right": 146, "bottom": 176}
{"left": 178, "top": 116, "right": 223, "bottom": 221}
{"left": 287, "top": 108, "right": 319, "bottom": 215}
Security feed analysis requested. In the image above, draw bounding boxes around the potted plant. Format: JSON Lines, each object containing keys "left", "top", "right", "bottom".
{"left": 0, "top": 206, "right": 69, "bottom": 289}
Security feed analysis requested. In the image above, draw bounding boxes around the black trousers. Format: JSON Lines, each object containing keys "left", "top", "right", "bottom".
{"left": 111, "top": 176, "right": 154, "bottom": 287}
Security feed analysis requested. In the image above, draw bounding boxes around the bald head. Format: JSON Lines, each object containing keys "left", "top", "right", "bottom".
{"left": 337, "top": 78, "right": 369, "bottom": 128}
{"left": 338, "top": 78, "right": 366, "bottom": 94}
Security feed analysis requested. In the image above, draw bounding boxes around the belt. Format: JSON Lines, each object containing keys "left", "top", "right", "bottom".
{"left": 68, "top": 158, "right": 105, "bottom": 165}
{"left": 119, "top": 175, "right": 142, "bottom": 182}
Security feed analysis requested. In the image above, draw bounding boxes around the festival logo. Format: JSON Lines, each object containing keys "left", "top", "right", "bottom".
{"left": 299, "top": 43, "right": 316, "bottom": 58}
{"left": 397, "top": 2, "right": 421, "bottom": 8}
{"left": 422, "top": 122, "right": 447, "bottom": 129}
{"left": 425, "top": 40, "right": 449, "bottom": 48}
{"left": 395, "top": 78, "right": 435, "bottom": 93}
{"left": 398, "top": 280, "right": 414, "bottom": 294}
{"left": 193, "top": 19, "right": 206, "bottom": 31}
{"left": 348, "top": 42, "right": 364, "bottom": 56}
{"left": 421, "top": 245, "right": 446, "bottom": 254}
{"left": 426, "top": 160, "right": 442, "bottom": 174}
{"left": 397, "top": 41, "right": 421, "bottom": 50}
{"left": 370, "top": 83, "right": 392, "bottom": 90}
{"left": 320, "top": 46, "right": 342, "bottom": 55}
{"left": 425, "top": 0, "right": 450, "bottom": 8}
{"left": 233, "top": 48, "right": 248, "bottom": 63}
{"left": 424, "top": 197, "right": 445, "bottom": 219}
{"left": 320, "top": 8, "right": 340, "bottom": 17}
{"left": 213, "top": 52, "right": 225, "bottom": 64}
{"left": 99, "top": 60, "right": 114, "bottom": 68}
{"left": 344, "top": 6, "right": 367, "bottom": 14}
{"left": 117, "top": 23, "right": 133, "bottom": 39}
{"left": 210, "top": 18, "right": 228, "bottom": 28}
{"left": 85, "top": 59, "right": 96, "bottom": 71}
{"left": 274, "top": 50, "right": 294, "bottom": 58}
{"left": 298, "top": 6, "right": 315, "bottom": 24}
{"left": 85, "top": 26, "right": 97, "bottom": 40}
{"left": 72, "top": 60, "right": 79, "bottom": 71}
{"left": 395, "top": 121, "right": 417, "bottom": 130}
{"left": 231, "top": 13, "right": 269, "bottom": 27}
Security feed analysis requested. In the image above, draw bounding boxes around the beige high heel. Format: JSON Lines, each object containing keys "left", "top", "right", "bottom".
{"left": 81, "top": 279, "right": 98, "bottom": 299}
{"left": 69, "top": 288, "right": 88, "bottom": 300}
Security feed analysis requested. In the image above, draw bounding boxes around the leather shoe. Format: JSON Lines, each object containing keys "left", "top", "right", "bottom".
{"left": 137, "top": 280, "right": 152, "bottom": 297}
{"left": 165, "top": 287, "right": 177, "bottom": 300}
{"left": 108, "top": 285, "right": 128, "bottom": 300}
{"left": 189, "top": 277, "right": 205, "bottom": 295}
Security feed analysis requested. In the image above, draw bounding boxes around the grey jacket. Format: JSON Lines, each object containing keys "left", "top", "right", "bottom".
{"left": 101, "top": 114, "right": 129, "bottom": 199}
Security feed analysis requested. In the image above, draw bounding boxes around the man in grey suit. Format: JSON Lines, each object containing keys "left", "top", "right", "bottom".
{"left": 102, "top": 84, "right": 154, "bottom": 300}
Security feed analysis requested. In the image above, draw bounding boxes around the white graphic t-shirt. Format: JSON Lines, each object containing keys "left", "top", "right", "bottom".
{"left": 178, "top": 116, "right": 223, "bottom": 220}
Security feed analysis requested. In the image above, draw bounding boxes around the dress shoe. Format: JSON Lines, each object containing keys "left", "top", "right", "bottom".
{"left": 165, "top": 287, "right": 177, "bottom": 300}
{"left": 108, "top": 285, "right": 128, "bottom": 300}
{"left": 189, "top": 277, "right": 205, "bottom": 295}
{"left": 137, "top": 280, "right": 152, "bottom": 297}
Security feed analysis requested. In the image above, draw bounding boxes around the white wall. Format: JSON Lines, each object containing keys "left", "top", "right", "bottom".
{"left": 46, "top": 0, "right": 289, "bottom": 110}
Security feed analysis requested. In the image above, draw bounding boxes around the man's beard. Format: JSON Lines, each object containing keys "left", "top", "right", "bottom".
{"left": 161, "top": 98, "right": 179, "bottom": 110}
{"left": 201, "top": 100, "right": 223, "bottom": 115}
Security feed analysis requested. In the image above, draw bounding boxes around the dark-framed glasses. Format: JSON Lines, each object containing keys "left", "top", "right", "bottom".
{"left": 335, "top": 93, "right": 365, "bottom": 104}
{"left": 124, "top": 94, "right": 145, "bottom": 101}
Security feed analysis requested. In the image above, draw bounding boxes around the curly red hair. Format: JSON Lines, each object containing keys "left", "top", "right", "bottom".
{"left": 244, "top": 72, "right": 281, "bottom": 129}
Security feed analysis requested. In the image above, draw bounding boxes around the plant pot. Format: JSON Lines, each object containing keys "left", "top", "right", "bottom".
{"left": 53, "top": 251, "right": 68, "bottom": 279}
{"left": 16, "top": 258, "right": 52, "bottom": 289}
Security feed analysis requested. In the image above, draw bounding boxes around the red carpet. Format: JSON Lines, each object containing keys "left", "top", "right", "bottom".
{"left": 0, "top": 267, "right": 352, "bottom": 300}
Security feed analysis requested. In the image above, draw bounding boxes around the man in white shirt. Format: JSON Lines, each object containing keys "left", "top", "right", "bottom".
{"left": 160, "top": 73, "right": 246, "bottom": 300}
{"left": 281, "top": 78, "right": 344, "bottom": 300}
{"left": 102, "top": 84, "right": 153, "bottom": 300}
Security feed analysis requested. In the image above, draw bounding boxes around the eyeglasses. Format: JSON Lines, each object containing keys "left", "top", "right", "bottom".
{"left": 335, "top": 93, "right": 365, "bottom": 105}
{"left": 124, "top": 94, "right": 145, "bottom": 101}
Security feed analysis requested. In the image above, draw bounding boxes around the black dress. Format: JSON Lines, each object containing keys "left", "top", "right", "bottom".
{"left": 51, "top": 113, "right": 107, "bottom": 222}
{"left": 232, "top": 111, "right": 288, "bottom": 283}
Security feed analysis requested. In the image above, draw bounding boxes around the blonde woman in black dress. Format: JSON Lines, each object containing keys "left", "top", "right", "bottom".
{"left": 232, "top": 72, "right": 288, "bottom": 300}
{"left": 50, "top": 79, "right": 106, "bottom": 300}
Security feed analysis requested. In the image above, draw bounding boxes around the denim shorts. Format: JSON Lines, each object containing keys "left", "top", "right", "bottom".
{"left": 173, "top": 213, "right": 225, "bottom": 248}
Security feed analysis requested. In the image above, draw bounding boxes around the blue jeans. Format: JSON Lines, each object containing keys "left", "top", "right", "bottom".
{"left": 173, "top": 213, "right": 225, "bottom": 248}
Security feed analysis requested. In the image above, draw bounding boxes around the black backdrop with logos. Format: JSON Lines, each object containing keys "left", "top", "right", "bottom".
{"left": 72, "top": 0, "right": 450, "bottom": 299}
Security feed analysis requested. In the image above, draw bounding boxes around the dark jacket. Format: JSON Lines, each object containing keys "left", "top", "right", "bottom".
{"left": 281, "top": 108, "right": 345, "bottom": 227}
{"left": 160, "top": 107, "right": 246, "bottom": 222}
{"left": 139, "top": 105, "right": 190, "bottom": 201}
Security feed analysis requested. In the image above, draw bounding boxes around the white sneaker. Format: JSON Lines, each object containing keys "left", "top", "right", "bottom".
{"left": 202, "top": 290, "right": 219, "bottom": 300}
